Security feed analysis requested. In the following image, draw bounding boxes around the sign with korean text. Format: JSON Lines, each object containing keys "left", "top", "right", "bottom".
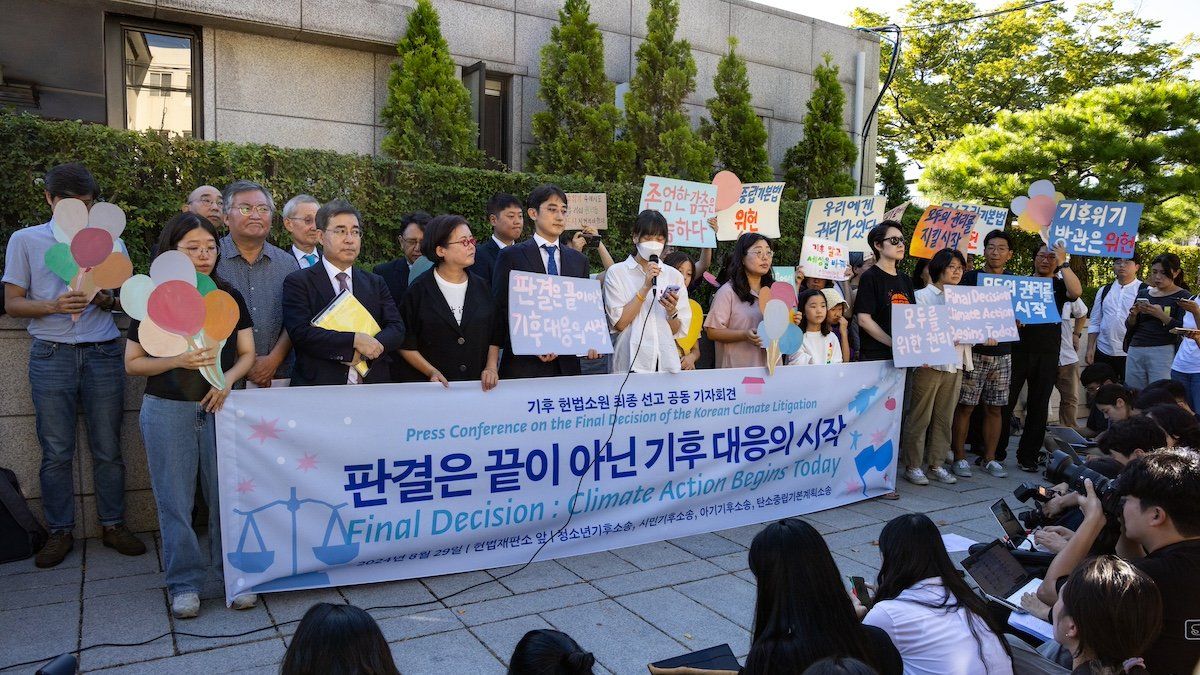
{"left": 978, "top": 274, "right": 1061, "bottom": 325}
{"left": 508, "top": 271, "right": 613, "bottom": 356}
{"left": 891, "top": 305, "right": 959, "bottom": 368}
{"left": 564, "top": 193, "right": 608, "bottom": 231}
{"left": 215, "top": 362, "right": 906, "bottom": 604}
{"left": 639, "top": 176, "right": 718, "bottom": 248}
{"left": 800, "top": 237, "right": 850, "bottom": 281}
{"left": 716, "top": 182, "right": 785, "bottom": 240}
{"left": 941, "top": 202, "right": 1007, "bottom": 255}
{"left": 1048, "top": 200, "right": 1142, "bottom": 259}
{"left": 804, "top": 196, "right": 886, "bottom": 254}
{"left": 910, "top": 206, "right": 977, "bottom": 259}
{"left": 942, "top": 286, "right": 1020, "bottom": 344}
{"left": 773, "top": 266, "right": 797, "bottom": 294}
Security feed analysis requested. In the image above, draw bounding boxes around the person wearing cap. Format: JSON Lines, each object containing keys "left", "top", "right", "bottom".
{"left": 822, "top": 286, "right": 855, "bottom": 363}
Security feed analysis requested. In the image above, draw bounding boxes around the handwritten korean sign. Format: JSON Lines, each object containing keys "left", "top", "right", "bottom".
{"left": 891, "top": 305, "right": 959, "bottom": 368}
{"left": 639, "top": 176, "right": 717, "bottom": 248}
{"left": 716, "top": 182, "right": 785, "bottom": 240}
{"left": 800, "top": 237, "right": 850, "bottom": 281}
{"left": 564, "top": 193, "right": 608, "bottom": 231}
{"left": 911, "top": 206, "right": 977, "bottom": 259}
{"left": 804, "top": 196, "right": 886, "bottom": 254}
{"left": 979, "top": 274, "right": 1061, "bottom": 325}
{"left": 1048, "top": 200, "right": 1142, "bottom": 259}
{"left": 942, "top": 286, "right": 1019, "bottom": 344}
{"left": 773, "top": 266, "right": 797, "bottom": 294}
{"left": 508, "top": 271, "right": 613, "bottom": 356}
{"left": 941, "top": 202, "right": 1008, "bottom": 255}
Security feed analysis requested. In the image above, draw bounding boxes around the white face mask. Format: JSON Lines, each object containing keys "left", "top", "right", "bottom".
{"left": 637, "top": 241, "right": 665, "bottom": 260}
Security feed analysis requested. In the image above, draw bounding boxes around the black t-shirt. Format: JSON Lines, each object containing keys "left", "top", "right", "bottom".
{"left": 863, "top": 624, "right": 904, "bottom": 675}
{"left": 854, "top": 265, "right": 915, "bottom": 362}
{"left": 128, "top": 288, "right": 253, "bottom": 401}
{"left": 962, "top": 269, "right": 1013, "bottom": 357}
{"left": 1128, "top": 288, "right": 1188, "bottom": 348}
{"left": 1015, "top": 277, "right": 1069, "bottom": 354}
{"left": 1131, "top": 539, "right": 1200, "bottom": 675}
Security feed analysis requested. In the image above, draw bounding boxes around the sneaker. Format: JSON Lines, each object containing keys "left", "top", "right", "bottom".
{"left": 172, "top": 592, "right": 201, "bottom": 619}
{"left": 984, "top": 460, "right": 1008, "bottom": 478}
{"left": 952, "top": 459, "right": 973, "bottom": 478}
{"left": 102, "top": 524, "right": 147, "bottom": 556}
{"left": 35, "top": 531, "right": 74, "bottom": 568}
{"left": 231, "top": 593, "right": 259, "bottom": 610}
{"left": 929, "top": 466, "right": 958, "bottom": 484}
{"left": 1018, "top": 462, "right": 1040, "bottom": 473}
{"left": 904, "top": 467, "right": 929, "bottom": 485}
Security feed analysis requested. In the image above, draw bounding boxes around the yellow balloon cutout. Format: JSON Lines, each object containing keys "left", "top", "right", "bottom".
{"left": 1016, "top": 210, "right": 1042, "bottom": 233}
{"left": 676, "top": 299, "right": 704, "bottom": 353}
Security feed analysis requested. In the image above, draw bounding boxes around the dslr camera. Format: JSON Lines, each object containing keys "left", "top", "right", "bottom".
{"left": 1012, "top": 450, "right": 1123, "bottom": 528}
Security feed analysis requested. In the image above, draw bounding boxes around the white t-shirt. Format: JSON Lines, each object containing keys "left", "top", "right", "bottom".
{"left": 1059, "top": 297, "right": 1088, "bottom": 366}
{"left": 434, "top": 269, "right": 468, "bottom": 324}
{"left": 788, "top": 330, "right": 842, "bottom": 365}
{"left": 1173, "top": 294, "right": 1200, "bottom": 374}
{"left": 863, "top": 578, "right": 1013, "bottom": 675}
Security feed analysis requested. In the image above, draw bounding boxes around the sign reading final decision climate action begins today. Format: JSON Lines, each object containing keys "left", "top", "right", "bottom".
{"left": 215, "top": 362, "right": 906, "bottom": 604}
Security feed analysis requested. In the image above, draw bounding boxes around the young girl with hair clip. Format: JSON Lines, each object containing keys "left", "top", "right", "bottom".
{"left": 788, "top": 288, "right": 842, "bottom": 366}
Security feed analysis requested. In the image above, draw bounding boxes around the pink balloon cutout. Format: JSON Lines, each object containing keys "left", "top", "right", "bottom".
{"left": 770, "top": 281, "right": 798, "bottom": 309}
{"left": 1025, "top": 194, "right": 1058, "bottom": 227}
{"left": 713, "top": 171, "right": 743, "bottom": 212}
{"left": 146, "top": 280, "right": 206, "bottom": 337}
{"left": 70, "top": 228, "right": 114, "bottom": 268}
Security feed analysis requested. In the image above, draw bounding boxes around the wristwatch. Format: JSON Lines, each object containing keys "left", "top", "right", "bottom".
{"left": 1056, "top": 262, "right": 1070, "bottom": 271}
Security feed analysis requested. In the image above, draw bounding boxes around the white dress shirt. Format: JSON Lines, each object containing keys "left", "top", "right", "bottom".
{"left": 1059, "top": 297, "right": 1089, "bottom": 366}
{"left": 492, "top": 235, "right": 510, "bottom": 249}
{"left": 532, "top": 233, "right": 559, "bottom": 274}
{"left": 322, "top": 257, "right": 359, "bottom": 384}
{"left": 603, "top": 256, "right": 691, "bottom": 373}
{"left": 293, "top": 245, "right": 319, "bottom": 268}
{"left": 1087, "top": 278, "right": 1142, "bottom": 356}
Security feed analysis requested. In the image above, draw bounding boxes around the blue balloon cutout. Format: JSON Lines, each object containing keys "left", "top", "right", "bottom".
{"left": 777, "top": 323, "right": 803, "bottom": 355}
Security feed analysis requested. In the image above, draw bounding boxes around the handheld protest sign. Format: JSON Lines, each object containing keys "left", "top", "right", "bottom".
{"left": 675, "top": 299, "right": 704, "bottom": 354}
{"left": 91, "top": 252, "right": 133, "bottom": 289}
{"left": 150, "top": 250, "right": 198, "bottom": 287}
{"left": 409, "top": 256, "right": 433, "bottom": 283}
{"left": 120, "top": 274, "right": 155, "bottom": 321}
{"left": 147, "top": 280, "right": 206, "bottom": 337}
{"left": 139, "top": 317, "right": 188, "bottom": 357}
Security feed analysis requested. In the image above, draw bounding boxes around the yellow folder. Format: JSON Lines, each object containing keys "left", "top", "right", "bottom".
{"left": 311, "top": 289, "right": 382, "bottom": 377}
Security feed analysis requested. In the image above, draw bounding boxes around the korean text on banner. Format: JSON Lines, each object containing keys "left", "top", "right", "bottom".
{"left": 979, "top": 274, "right": 1062, "bottom": 325}
{"left": 941, "top": 202, "right": 1007, "bottom": 255}
{"left": 508, "top": 271, "right": 613, "bottom": 356}
{"left": 564, "top": 193, "right": 608, "bottom": 231}
{"left": 800, "top": 237, "right": 850, "bottom": 281}
{"left": 942, "top": 286, "right": 1019, "bottom": 344}
{"left": 215, "top": 362, "right": 906, "bottom": 604}
{"left": 804, "top": 196, "right": 886, "bottom": 254}
{"left": 716, "top": 182, "right": 785, "bottom": 240}
{"left": 910, "top": 206, "right": 977, "bottom": 259}
{"left": 640, "top": 176, "right": 718, "bottom": 248}
{"left": 891, "top": 305, "right": 959, "bottom": 368}
{"left": 1048, "top": 200, "right": 1142, "bottom": 259}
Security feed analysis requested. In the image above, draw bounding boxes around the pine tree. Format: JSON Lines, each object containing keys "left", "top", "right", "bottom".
{"left": 782, "top": 54, "right": 858, "bottom": 201}
{"left": 878, "top": 147, "right": 910, "bottom": 208}
{"left": 624, "top": 0, "right": 714, "bottom": 180}
{"left": 380, "top": 0, "right": 484, "bottom": 166}
{"left": 528, "top": 0, "right": 635, "bottom": 181}
{"left": 700, "top": 37, "right": 772, "bottom": 183}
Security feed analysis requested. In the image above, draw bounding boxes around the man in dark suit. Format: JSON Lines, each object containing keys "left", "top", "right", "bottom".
{"left": 467, "top": 193, "right": 523, "bottom": 284}
{"left": 283, "top": 199, "right": 405, "bottom": 386}
{"left": 373, "top": 211, "right": 431, "bottom": 310}
{"left": 492, "top": 185, "right": 601, "bottom": 379}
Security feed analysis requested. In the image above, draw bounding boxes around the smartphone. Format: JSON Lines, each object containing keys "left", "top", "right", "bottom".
{"left": 850, "top": 576, "right": 873, "bottom": 608}
{"left": 582, "top": 234, "right": 600, "bottom": 250}
{"left": 1135, "top": 297, "right": 1150, "bottom": 305}
{"left": 664, "top": 285, "right": 681, "bottom": 296}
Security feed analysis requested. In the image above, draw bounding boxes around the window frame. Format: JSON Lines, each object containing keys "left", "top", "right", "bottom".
{"left": 104, "top": 15, "right": 203, "bottom": 138}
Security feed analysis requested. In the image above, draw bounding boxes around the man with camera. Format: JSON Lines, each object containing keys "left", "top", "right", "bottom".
{"left": 1035, "top": 449, "right": 1200, "bottom": 675}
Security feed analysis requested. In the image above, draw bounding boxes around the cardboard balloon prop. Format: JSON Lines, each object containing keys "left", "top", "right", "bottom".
{"left": 675, "top": 299, "right": 704, "bottom": 354}
{"left": 46, "top": 198, "right": 133, "bottom": 320}
{"left": 712, "top": 170, "right": 743, "bottom": 212}
{"left": 777, "top": 322, "right": 803, "bottom": 357}
{"left": 759, "top": 298, "right": 792, "bottom": 375}
{"left": 1010, "top": 180, "right": 1063, "bottom": 244}
{"left": 769, "top": 281, "right": 798, "bottom": 310}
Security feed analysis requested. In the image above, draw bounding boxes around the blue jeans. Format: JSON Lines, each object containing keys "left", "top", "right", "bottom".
{"left": 1172, "top": 369, "right": 1200, "bottom": 413}
{"left": 140, "top": 395, "right": 221, "bottom": 597}
{"left": 29, "top": 338, "right": 127, "bottom": 531}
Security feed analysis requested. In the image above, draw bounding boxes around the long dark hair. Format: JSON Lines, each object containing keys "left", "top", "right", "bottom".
{"left": 796, "top": 288, "right": 830, "bottom": 335}
{"left": 507, "top": 629, "right": 595, "bottom": 675}
{"left": 1146, "top": 403, "right": 1200, "bottom": 448}
{"left": 874, "top": 514, "right": 1010, "bottom": 669}
{"left": 153, "top": 212, "right": 233, "bottom": 294}
{"left": 1150, "top": 252, "right": 1189, "bottom": 291}
{"left": 1059, "top": 556, "right": 1160, "bottom": 675}
{"left": 727, "top": 232, "right": 775, "bottom": 304}
{"left": 745, "top": 519, "right": 877, "bottom": 674}
{"left": 280, "top": 603, "right": 399, "bottom": 675}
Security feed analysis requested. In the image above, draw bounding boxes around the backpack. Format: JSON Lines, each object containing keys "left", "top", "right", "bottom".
{"left": 0, "top": 466, "right": 48, "bottom": 563}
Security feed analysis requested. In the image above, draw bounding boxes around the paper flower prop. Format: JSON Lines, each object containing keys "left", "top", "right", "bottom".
{"left": 1009, "top": 180, "right": 1064, "bottom": 244}
{"left": 45, "top": 199, "right": 133, "bottom": 316}
{"left": 121, "top": 250, "right": 239, "bottom": 391}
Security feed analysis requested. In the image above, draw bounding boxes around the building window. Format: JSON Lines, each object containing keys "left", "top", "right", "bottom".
{"left": 463, "top": 62, "right": 511, "bottom": 166}
{"left": 105, "top": 17, "right": 201, "bottom": 138}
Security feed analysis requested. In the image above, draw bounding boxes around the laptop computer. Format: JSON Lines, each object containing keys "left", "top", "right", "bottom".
{"left": 960, "top": 539, "right": 1043, "bottom": 612}
{"left": 1049, "top": 425, "right": 1097, "bottom": 449}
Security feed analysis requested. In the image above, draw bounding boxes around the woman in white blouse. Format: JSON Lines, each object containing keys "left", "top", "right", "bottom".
{"left": 602, "top": 210, "right": 691, "bottom": 373}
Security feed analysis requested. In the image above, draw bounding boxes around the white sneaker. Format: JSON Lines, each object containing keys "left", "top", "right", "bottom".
{"left": 952, "top": 459, "right": 973, "bottom": 478}
{"left": 904, "top": 467, "right": 929, "bottom": 485}
{"left": 231, "top": 593, "right": 258, "bottom": 610}
{"left": 929, "top": 466, "right": 958, "bottom": 484}
{"left": 984, "top": 460, "right": 1008, "bottom": 478}
{"left": 171, "top": 592, "right": 200, "bottom": 619}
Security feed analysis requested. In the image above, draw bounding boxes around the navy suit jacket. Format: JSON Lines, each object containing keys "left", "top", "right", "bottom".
{"left": 491, "top": 237, "right": 589, "bottom": 379}
{"left": 282, "top": 264, "right": 406, "bottom": 386}
{"left": 373, "top": 257, "right": 411, "bottom": 313}
{"left": 467, "top": 237, "right": 502, "bottom": 286}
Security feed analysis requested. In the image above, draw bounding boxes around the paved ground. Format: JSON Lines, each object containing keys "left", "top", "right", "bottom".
{"left": 0, "top": 459, "right": 1035, "bottom": 674}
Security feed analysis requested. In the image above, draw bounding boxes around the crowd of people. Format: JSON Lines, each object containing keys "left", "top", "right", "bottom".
{"left": 5, "top": 163, "right": 1199, "bottom": 674}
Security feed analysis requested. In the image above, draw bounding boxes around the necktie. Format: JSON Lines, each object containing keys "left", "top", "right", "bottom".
{"left": 336, "top": 271, "right": 349, "bottom": 292}
{"left": 542, "top": 244, "right": 559, "bottom": 275}
{"left": 303, "top": 253, "right": 318, "bottom": 268}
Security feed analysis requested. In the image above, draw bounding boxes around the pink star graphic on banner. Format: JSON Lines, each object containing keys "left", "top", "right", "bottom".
{"left": 248, "top": 418, "right": 281, "bottom": 444}
{"left": 870, "top": 429, "right": 887, "bottom": 445}
{"left": 236, "top": 478, "right": 256, "bottom": 494}
{"left": 297, "top": 452, "right": 318, "bottom": 472}
{"left": 884, "top": 471, "right": 893, "bottom": 485}
{"left": 844, "top": 478, "right": 862, "bottom": 494}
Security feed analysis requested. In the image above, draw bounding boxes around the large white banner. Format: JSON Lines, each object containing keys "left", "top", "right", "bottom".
{"left": 216, "top": 362, "right": 905, "bottom": 604}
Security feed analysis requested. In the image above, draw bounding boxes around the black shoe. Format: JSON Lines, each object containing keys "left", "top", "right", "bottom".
{"left": 102, "top": 524, "right": 147, "bottom": 556}
{"left": 1018, "top": 462, "right": 1039, "bottom": 473}
{"left": 35, "top": 531, "right": 74, "bottom": 568}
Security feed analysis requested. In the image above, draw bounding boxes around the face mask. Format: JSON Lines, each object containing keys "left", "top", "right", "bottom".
{"left": 637, "top": 241, "right": 664, "bottom": 260}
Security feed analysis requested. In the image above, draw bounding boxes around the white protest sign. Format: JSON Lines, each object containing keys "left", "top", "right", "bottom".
{"left": 508, "top": 271, "right": 613, "bottom": 356}
{"left": 564, "top": 193, "right": 608, "bottom": 230}
{"left": 716, "top": 182, "right": 786, "bottom": 240}
{"left": 942, "top": 286, "right": 1019, "bottom": 344}
{"left": 804, "top": 196, "right": 886, "bottom": 254}
{"left": 891, "top": 305, "right": 959, "bottom": 368}
{"left": 799, "top": 237, "right": 850, "bottom": 281}
{"left": 639, "top": 176, "right": 718, "bottom": 248}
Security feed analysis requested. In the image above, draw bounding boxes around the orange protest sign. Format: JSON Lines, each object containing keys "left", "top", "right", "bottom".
{"left": 910, "top": 206, "right": 978, "bottom": 259}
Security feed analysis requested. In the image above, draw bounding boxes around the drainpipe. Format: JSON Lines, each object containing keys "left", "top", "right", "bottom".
{"left": 852, "top": 51, "right": 866, "bottom": 193}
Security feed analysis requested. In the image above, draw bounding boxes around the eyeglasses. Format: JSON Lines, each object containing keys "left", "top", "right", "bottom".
{"left": 747, "top": 248, "right": 774, "bottom": 259}
{"left": 234, "top": 204, "right": 271, "bottom": 216}
{"left": 179, "top": 245, "right": 217, "bottom": 257}
{"left": 882, "top": 236, "right": 905, "bottom": 246}
{"left": 446, "top": 236, "right": 477, "bottom": 248}
{"left": 945, "top": 264, "right": 964, "bottom": 272}
{"left": 402, "top": 237, "right": 423, "bottom": 247}
{"left": 984, "top": 245, "right": 1009, "bottom": 253}
{"left": 286, "top": 216, "right": 316, "bottom": 226}
{"left": 1036, "top": 252, "right": 1057, "bottom": 259}
{"left": 193, "top": 198, "right": 221, "bottom": 207}
{"left": 327, "top": 227, "right": 362, "bottom": 239}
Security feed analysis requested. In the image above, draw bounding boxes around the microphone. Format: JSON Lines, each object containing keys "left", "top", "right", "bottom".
{"left": 649, "top": 254, "right": 659, "bottom": 291}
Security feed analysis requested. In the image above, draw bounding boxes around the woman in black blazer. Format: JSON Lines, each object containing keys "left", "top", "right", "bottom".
{"left": 398, "top": 214, "right": 502, "bottom": 390}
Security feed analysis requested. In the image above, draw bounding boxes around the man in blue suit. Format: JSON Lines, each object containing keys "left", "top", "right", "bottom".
{"left": 283, "top": 200, "right": 405, "bottom": 386}
{"left": 468, "top": 193, "right": 523, "bottom": 284}
{"left": 373, "top": 211, "right": 431, "bottom": 310}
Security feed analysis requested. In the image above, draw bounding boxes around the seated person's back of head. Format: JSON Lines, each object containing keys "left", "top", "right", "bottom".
{"left": 1144, "top": 404, "right": 1200, "bottom": 449}
{"left": 1094, "top": 415, "right": 1168, "bottom": 474}
{"left": 507, "top": 629, "right": 594, "bottom": 675}
{"left": 744, "top": 518, "right": 902, "bottom": 675}
{"left": 801, "top": 656, "right": 878, "bottom": 675}
{"left": 280, "top": 603, "right": 399, "bottom": 675}
{"left": 1053, "top": 555, "right": 1161, "bottom": 675}
{"left": 863, "top": 514, "right": 1012, "bottom": 675}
